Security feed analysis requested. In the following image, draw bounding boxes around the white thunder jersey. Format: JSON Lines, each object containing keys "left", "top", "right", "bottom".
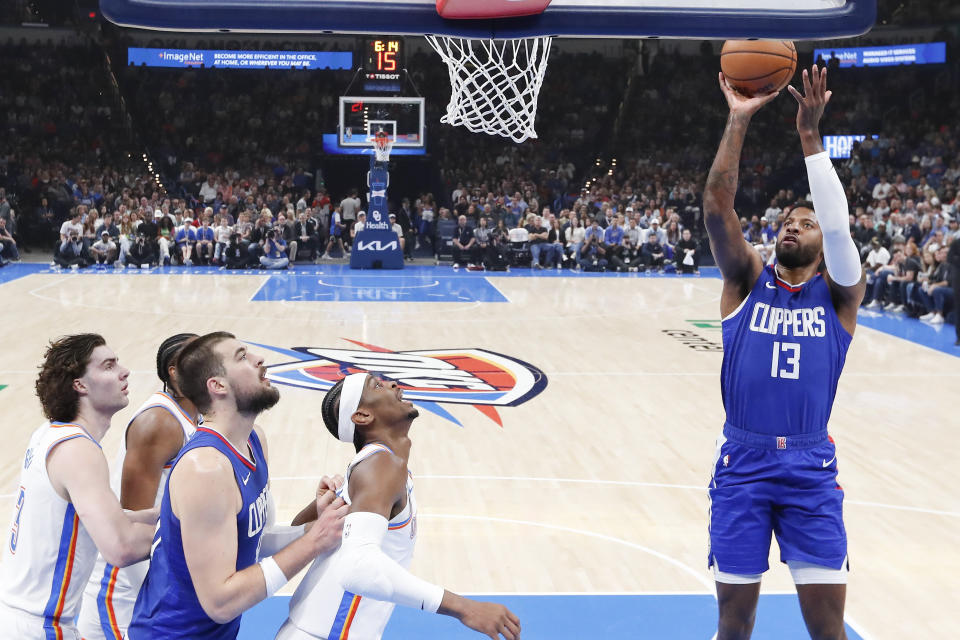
{"left": 285, "top": 444, "right": 418, "bottom": 640}
{"left": 0, "top": 422, "right": 101, "bottom": 638}
{"left": 77, "top": 392, "right": 196, "bottom": 640}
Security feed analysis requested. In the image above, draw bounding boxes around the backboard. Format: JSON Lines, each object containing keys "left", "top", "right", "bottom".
{"left": 101, "top": 0, "right": 876, "bottom": 40}
{"left": 338, "top": 96, "right": 426, "bottom": 148}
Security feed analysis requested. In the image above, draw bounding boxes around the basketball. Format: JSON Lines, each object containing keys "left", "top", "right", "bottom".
{"left": 720, "top": 40, "right": 797, "bottom": 97}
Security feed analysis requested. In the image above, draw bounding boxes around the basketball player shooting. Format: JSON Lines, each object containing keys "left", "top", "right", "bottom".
{"left": 703, "top": 65, "right": 866, "bottom": 640}
{"left": 276, "top": 373, "right": 521, "bottom": 640}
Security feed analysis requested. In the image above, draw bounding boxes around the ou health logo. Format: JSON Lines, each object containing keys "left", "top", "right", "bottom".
{"left": 252, "top": 339, "right": 547, "bottom": 427}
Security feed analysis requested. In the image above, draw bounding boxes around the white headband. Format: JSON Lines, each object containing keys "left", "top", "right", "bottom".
{"left": 337, "top": 373, "right": 367, "bottom": 443}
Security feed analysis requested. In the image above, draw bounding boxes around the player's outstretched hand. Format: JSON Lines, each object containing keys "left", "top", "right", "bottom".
{"left": 718, "top": 72, "right": 780, "bottom": 117}
{"left": 310, "top": 490, "right": 348, "bottom": 554}
{"left": 788, "top": 64, "right": 832, "bottom": 136}
{"left": 457, "top": 599, "right": 521, "bottom": 640}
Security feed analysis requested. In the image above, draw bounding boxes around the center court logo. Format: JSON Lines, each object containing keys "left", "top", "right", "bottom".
{"left": 252, "top": 339, "right": 547, "bottom": 427}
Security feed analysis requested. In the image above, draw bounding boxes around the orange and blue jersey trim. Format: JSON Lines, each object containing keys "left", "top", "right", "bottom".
{"left": 42, "top": 505, "right": 80, "bottom": 640}
{"left": 48, "top": 422, "right": 100, "bottom": 451}
{"left": 96, "top": 564, "right": 123, "bottom": 639}
{"left": 388, "top": 513, "right": 412, "bottom": 530}
{"left": 328, "top": 592, "right": 362, "bottom": 639}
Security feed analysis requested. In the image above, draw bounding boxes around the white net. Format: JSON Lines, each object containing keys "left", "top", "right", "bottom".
{"left": 371, "top": 133, "right": 394, "bottom": 162}
{"left": 425, "top": 35, "right": 552, "bottom": 144}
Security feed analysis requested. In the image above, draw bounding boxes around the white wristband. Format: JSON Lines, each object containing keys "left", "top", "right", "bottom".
{"left": 259, "top": 556, "right": 288, "bottom": 597}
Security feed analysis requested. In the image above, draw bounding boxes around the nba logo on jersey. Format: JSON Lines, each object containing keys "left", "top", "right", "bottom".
{"left": 777, "top": 437, "right": 787, "bottom": 449}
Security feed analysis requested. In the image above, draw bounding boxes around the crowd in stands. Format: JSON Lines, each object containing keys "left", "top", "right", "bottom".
{"left": 1, "top": 19, "right": 957, "bottom": 333}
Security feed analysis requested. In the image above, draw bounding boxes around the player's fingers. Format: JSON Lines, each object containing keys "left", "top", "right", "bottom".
{"left": 801, "top": 67, "right": 812, "bottom": 96}
{"left": 758, "top": 90, "right": 780, "bottom": 105}
{"left": 316, "top": 489, "right": 338, "bottom": 509}
{"left": 786, "top": 85, "right": 803, "bottom": 103}
{"left": 506, "top": 610, "right": 520, "bottom": 627}
{"left": 319, "top": 475, "right": 337, "bottom": 492}
{"left": 825, "top": 89, "right": 833, "bottom": 104}
{"left": 504, "top": 617, "right": 521, "bottom": 635}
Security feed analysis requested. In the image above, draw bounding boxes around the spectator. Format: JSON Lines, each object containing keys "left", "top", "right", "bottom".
{"left": 223, "top": 233, "right": 249, "bottom": 269}
{"left": 389, "top": 213, "right": 406, "bottom": 254}
{"left": 0, "top": 219, "right": 20, "bottom": 262}
{"left": 195, "top": 217, "right": 216, "bottom": 265}
{"left": 864, "top": 237, "right": 891, "bottom": 284}
{"left": 90, "top": 230, "right": 118, "bottom": 267}
{"left": 865, "top": 248, "right": 904, "bottom": 309}
{"left": 919, "top": 247, "right": 952, "bottom": 324}
{"left": 545, "top": 216, "right": 564, "bottom": 270}
{"left": 340, "top": 189, "right": 361, "bottom": 239}
{"left": 293, "top": 211, "right": 319, "bottom": 263}
{"left": 55, "top": 229, "right": 88, "bottom": 269}
{"left": 259, "top": 229, "right": 290, "bottom": 269}
{"left": 451, "top": 214, "right": 476, "bottom": 268}
{"left": 642, "top": 230, "right": 667, "bottom": 271}
{"left": 565, "top": 215, "right": 586, "bottom": 269}
{"left": 213, "top": 214, "right": 233, "bottom": 265}
{"left": 174, "top": 222, "right": 198, "bottom": 265}
{"left": 126, "top": 232, "right": 157, "bottom": 268}
{"left": 582, "top": 217, "right": 607, "bottom": 271}
{"left": 524, "top": 214, "right": 550, "bottom": 269}
{"left": 644, "top": 218, "right": 665, "bottom": 245}
{"left": 275, "top": 212, "right": 298, "bottom": 263}
{"left": 322, "top": 207, "right": 348, "bottom": 259}
{"left": 157, "top": 211, "right": 176, "bottom": 265}
{"left": 675, "top": 228, "right": 699, "bottom": 274}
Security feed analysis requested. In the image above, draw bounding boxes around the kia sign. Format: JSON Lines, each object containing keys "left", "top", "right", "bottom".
{"left": 350, "top": 228, "right": 403, "bottom": 269}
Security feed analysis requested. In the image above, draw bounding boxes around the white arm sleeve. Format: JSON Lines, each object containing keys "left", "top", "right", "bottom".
{"left": 805, "top": 151, "right": 863, "bottom": 287}
{"left": 336, "top": 512, "right": 445, "bottom": 613}
{"left": 257, "top": 488, "right": 306, "bottom": 559}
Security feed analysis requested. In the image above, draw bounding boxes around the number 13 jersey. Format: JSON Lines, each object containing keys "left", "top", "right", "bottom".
{"left": 720, "top": 265, "right": 852, "bottom": 437}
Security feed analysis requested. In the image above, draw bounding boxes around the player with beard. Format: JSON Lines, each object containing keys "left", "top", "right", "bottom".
{"left": 275, "top": 373, "right": 521, "bottom": 640}
{"left": 702, "top": 65, "right": 866, "bottom": 640}
{"left": 128, "top": 332, "right": 348, "bottom": 640}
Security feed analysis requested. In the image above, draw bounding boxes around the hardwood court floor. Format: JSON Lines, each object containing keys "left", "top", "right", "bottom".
{"left": 0, "top": 265, "right": 956, "bottom": 638}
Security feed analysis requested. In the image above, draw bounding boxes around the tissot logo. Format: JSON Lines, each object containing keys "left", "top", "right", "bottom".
{"left": 252, "top": 339, "right": 547, "bottom": 426}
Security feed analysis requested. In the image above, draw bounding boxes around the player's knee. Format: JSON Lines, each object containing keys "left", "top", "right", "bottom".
{"left": 717, "top": 611, "right": 756, "bottom": 640}
{"left": 805, "top": 620, "right": 846, "bottom": 640}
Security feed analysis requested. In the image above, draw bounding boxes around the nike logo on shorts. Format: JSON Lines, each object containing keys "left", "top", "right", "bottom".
{"left": 822, "top": 455, "right": 837, "bottom": 467}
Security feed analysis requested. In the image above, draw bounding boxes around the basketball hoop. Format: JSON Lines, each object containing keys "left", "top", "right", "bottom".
{"left": 372, "top": 131, "right": 394, "bottom": 162}
{"left": 425, "top": 35, "right": 552, "bottom": 144}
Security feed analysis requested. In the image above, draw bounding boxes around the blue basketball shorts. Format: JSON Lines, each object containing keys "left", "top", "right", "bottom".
{"left": 708, "top": 426, "right": 847, "bottom": 576}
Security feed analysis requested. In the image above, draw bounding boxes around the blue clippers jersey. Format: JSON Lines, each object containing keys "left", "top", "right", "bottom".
{"left": 128, "top": 427, "right": 269, "bottom": 640}
{"left": 720, "top": 265, "right": 852, "bottom": 437}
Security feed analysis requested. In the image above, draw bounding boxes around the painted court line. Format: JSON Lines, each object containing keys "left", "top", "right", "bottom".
{"left": 268, "top": 474, "right": 960, "bottom": 518}
{"left": 482, "top": 276, "right": 511, "bottom": 303}
{"left": 420, "top": 513, "right": 716, "bottom": 593}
